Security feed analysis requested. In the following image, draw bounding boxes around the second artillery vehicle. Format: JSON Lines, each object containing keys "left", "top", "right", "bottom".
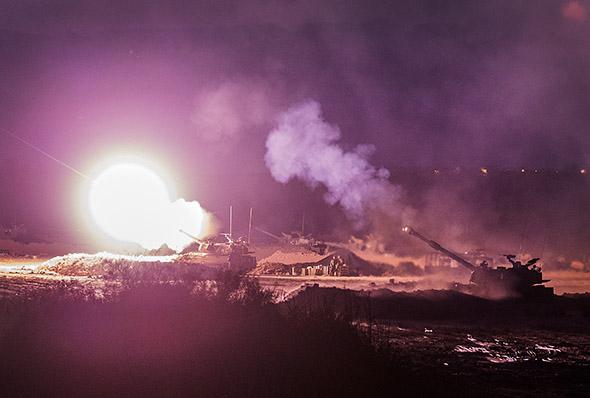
{"left": 403, "top": 227, "right": 553, "bottom": 298}
{"left": 179, "top": 229, "right": 257, "bottom": 271}
{"left": 254, "top": 227, "right": 328, "bottom": 255}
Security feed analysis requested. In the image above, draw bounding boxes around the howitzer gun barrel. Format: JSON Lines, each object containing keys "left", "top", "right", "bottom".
{"left": 178, "top": 229, "right": 204, "bottom": 243}
{"left": 402, "top": 226, "right": 476, "bottom": 271}
{"left": 254, "top": 226, "right": 282, "bottom": 241}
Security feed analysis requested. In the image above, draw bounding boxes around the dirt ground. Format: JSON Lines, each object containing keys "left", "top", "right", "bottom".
{"left": 360, "top": 320, "right": 590, "bottom": 397}
{"left": 1, "top": 253, "right": 590, "bottom": 298}
{"left": 1, "top": 254, "right": 589, "bottom": 397}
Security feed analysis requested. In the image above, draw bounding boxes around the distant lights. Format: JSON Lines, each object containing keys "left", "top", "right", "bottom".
{"left": 423, "top": 167, "right": 584, "bottom": 174}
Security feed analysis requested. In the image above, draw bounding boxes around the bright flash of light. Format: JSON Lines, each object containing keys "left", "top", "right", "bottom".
{"left": 89, "top": 163, "right": 206, "bottom": 251}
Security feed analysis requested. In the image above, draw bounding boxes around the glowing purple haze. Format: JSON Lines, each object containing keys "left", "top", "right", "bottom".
{"left": 0, "top": 1, "right": 589, "bottom": 259}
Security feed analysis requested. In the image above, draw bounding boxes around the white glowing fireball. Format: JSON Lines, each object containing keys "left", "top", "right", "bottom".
{"left": 89, "top": 163, "right": 205, "bottom": 251}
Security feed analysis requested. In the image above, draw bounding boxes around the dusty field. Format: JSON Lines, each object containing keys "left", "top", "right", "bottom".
{"left": 1, "top": 254, "right": 589, "bottom": 300}
{"left": 544, "top": 271, "right": 590, "bottom": 294}
{"left": 253, "top": 244, "right": 590, "bottom": 296}
{"left": 0, "top": 257, "right": 47, "bottom": 270}
{"left": 257, "top": 275, "right": 444, "bottom": 301}
{"left": 257, "top": 271, "right": 590, "bottom": 299}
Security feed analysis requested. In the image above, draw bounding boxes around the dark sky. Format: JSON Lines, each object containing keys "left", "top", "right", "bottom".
{"left": 0, "top": 1, "right": 589, "bottom": 257}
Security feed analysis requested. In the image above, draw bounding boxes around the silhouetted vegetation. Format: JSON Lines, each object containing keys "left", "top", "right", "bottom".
{"left": 0, "top": 274, "right": 460, "bottom": 397}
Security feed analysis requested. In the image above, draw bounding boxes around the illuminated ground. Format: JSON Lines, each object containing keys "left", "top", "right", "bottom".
{"left": 1, "top": 255, "right": 590, "bottom": 298}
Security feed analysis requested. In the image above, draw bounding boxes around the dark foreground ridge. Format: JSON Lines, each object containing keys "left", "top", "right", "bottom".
{"left": 286, "top": 286, "right": 590, "bottom": 328}
{"left": 1, "top": 278, "right": 456, "bottom": 398}
{"left": 1, "top": 277, "right": 589, "bottom": 397}
{"left": 285, "top": 286, "right": 590, "bottom": 397}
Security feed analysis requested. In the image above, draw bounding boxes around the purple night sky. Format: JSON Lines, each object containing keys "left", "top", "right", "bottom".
{"left": 0, "top": 1, "right": 589, "bottom": 258}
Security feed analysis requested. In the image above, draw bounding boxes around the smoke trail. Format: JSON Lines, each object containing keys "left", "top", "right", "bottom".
{"left": 1, "top": 127, "right": 88, "bottom": 178}
{"left": 265, "top": 100, "right": 406, "bottom": 227}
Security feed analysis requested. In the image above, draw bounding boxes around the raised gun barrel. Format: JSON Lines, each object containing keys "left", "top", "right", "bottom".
{"left": 253, "top": 226, "right": 283, "bottom": 241}
{"left": 402, "top": 226, "right": 476, "bottom": 271}
{"left": 179, "top": 229, "right": 204, "bottom": 243}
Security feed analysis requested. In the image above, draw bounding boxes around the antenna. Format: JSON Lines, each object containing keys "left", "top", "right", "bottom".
{"left": 248, "top": 207, "right": 253, "bottom": 245}
{"left": 229, "top": 205, "right": 233, "bottom": 239}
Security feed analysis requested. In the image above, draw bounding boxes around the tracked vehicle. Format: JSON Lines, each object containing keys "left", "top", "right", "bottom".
{"left": 179, "top": 230, "right": 256, "bottom": 272}
{"left": 403, "top": 227, "right": 553, "bottom": 298}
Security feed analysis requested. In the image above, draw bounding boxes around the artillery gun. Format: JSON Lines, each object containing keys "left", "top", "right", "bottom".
{"left": 179, "top": 229, "right": 256, "bottom": 272}
{"left": 254, "top": 227, "right": 328, "bottom": 255}
{"left": 402, "top": 227, "right": 553, "bottom": 298}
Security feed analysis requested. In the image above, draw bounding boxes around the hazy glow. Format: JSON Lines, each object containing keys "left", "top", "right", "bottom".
{"left": 89, "top": 163, "right": 205, "bottom": 251}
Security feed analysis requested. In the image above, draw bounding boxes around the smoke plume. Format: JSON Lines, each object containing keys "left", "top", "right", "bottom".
{"left": 265, "top": 100, "right": 408, "bottom": 228}
{"left": 190, "top": 81, "right": 276, "bottom": 146}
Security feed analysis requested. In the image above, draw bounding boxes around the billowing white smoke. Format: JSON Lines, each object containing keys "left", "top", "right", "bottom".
{"left": 265, "top": 100, "right": 403, "bottom": 225}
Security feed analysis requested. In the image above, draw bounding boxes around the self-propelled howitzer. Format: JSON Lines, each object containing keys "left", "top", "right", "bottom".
{"left": 402, "top": 227, "right": 553, "bottom": 298}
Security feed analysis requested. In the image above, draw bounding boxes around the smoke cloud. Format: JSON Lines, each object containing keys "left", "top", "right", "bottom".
{"left": 190, "top": 81, "right": 276, "bottom": 146}
{"left": 265, "top": 100, "right": 408, "bottom": 228}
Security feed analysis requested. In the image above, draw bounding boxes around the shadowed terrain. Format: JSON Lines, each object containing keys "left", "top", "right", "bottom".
{"left": 0, "top": 277, "right": 458, "bottom": 397}
{"left": 1, "top": 275, "right": 589, "bottom": 397}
